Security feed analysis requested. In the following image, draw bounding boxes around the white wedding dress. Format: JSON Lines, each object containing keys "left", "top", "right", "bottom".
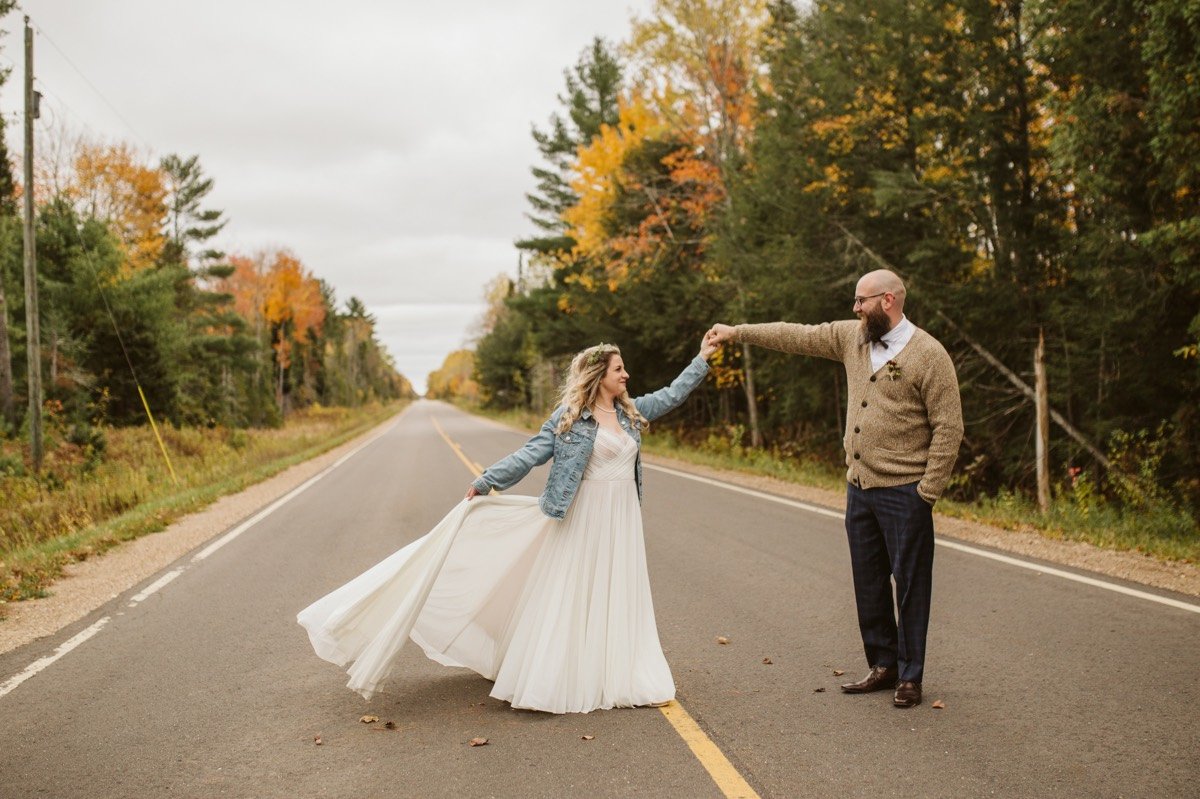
{"left": 297, "top": 427, "right": 675, "bottom": 713}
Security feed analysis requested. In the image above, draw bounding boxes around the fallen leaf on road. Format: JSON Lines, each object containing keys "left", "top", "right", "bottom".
{"left": 762, "top": 657, "right": 773, "bottom": 665}
{"left": 314, "top": 736, "right": 323, "bottom": 746}
{"left": 360, "top": 715, "right": 379, "bottom": 724}
{"left": 716, "top": 636, "right": 730, "bottom": 645}
{"left": 932, "top": 700, "right": 946, "bottom": 709}
{"left": 385, "top": 721, "right": 397, "bottom": 729}
{"left": 833, "top": 669, "right": 845, "bottom": 676}
{"left": 581, "top": 735, "right": 595, "bottom": 741}
{"left": 469, "top": 737, "right": 489, "bottom": 747}
{"left": 813, "top": 687, "right": 826, "bottom": 693}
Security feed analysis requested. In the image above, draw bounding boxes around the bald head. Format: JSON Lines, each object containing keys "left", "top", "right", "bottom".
{"left": 858, "top": 270, "right": 906, "bottom": 309}
{"left": 854, "top": 269, "right": 906, "bottom": 335}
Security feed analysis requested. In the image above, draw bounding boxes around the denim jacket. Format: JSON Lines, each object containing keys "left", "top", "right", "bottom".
{"left": 471, "top": 355, "right": 710, "bottom": 519}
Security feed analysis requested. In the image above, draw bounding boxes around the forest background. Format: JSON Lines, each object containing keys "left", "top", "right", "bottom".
{"left": 428, "top": 0, "right": 1200, "bottom": 559}
{"left": 0, "top": 1, "right": 413, "bottom": 604}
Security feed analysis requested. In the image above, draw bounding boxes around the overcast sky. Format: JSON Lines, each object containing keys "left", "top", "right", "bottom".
{"left": 1, "top": 1, "right": 652, "bottom": 394}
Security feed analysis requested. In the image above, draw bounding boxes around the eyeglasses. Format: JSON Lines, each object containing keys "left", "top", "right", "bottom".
{"left": 853, "top": 292, "right": 887, "bottom": 307}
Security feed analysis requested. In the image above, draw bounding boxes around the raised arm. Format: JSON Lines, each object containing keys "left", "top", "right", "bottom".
{"left": 707, "top": 321, "right": 852, "bottom": 362}
{"left": 633, "top": 355, "right": 710, "bottom": 423}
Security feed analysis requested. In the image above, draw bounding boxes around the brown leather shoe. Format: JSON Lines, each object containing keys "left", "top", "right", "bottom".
{"left": 840, "top": 665, "right": 898, "bottom": 694}
{"left": 893, "top": 681, "right": 922, "bottom": 708}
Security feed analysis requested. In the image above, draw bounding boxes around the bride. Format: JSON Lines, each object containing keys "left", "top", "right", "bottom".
{"left": 298, "top": 337, "right": 715, "bottom": 713}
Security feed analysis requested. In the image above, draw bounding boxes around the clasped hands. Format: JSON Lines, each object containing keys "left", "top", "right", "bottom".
{"left": 698, "top": 324, "right": 734, "bottom": 360}
{"left": 704, "top": 324, "right": 736, "bottom": 351}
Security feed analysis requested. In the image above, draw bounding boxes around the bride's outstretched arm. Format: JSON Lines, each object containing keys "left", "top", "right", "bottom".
{"left": 632, "top": 333, "right": 714, "bottom": 423}
{"left": 466, "top": 406, "right": 565, "bottom": 499}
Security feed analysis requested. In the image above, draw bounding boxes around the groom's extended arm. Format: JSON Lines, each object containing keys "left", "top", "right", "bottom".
{"left": 729, "top": 321, "right": 853, "bottom": 363}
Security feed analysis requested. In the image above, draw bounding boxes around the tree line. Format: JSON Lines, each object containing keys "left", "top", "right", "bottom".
{"left": 0, "top": 63, "right": 411, "bottom": 449}
{"left": 462, "top": 0, "right": 1198, "bottom": 516}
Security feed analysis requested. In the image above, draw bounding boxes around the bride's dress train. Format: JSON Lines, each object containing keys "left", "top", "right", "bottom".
{"left": 297, "top": 427, "right": 674, "bottom": 713}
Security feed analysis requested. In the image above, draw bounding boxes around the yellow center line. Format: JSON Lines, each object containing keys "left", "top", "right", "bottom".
{"left": 431, "top": 415, "right": 486, "bottom": 475}
{"left": 429, "top": 410, "right": 761, "bottom": 799}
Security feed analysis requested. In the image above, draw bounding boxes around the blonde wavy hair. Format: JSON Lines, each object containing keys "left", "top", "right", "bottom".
{"left": 555, "top": 343, "right": 647, "bottom": 434}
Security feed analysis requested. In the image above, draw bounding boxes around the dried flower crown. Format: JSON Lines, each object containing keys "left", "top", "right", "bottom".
{"left": 586, "top": 343, "right": 617, "bottom": 367}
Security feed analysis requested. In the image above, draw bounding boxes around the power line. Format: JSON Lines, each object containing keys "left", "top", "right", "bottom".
{"left": 23, "top": 13, "right": 151, "bottom": 150}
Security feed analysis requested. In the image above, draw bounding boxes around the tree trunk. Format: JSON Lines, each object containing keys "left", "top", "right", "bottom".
{"left": 741, "top": 342, "right": 762, "bottom": 448}
{"left": 1035, "top": 328, "right": 1050, "bottom": 512}
{"left": 48, "top": 327, "right": 58, "bottom": 388}
{"left": 0, "top": 276, "right": 13, "bottom": 426}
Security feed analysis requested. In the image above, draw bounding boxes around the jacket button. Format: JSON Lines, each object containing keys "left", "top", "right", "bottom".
{"left": 854, "top": 426, "right": 860, "bottom": 433}
{"left": 870, "top": 375, "right": 877, "bottom": 382}
{"left": 854, "top": 453, "right": 861, "bottom": 460}
{"left": 861, "top": 400, "right": 868, "bottom": 408}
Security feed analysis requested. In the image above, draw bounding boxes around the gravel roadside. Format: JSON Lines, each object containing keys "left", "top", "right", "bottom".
{"left": 3, "top": 405, "right": 1195, "bottom": 657}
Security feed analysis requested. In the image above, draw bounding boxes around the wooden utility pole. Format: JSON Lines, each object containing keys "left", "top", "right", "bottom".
{"left": 1034, "top": 328, "right": 1050, "bottom": 512}
{"left": 22, "top": 15, "right": 43, "bottom": 472}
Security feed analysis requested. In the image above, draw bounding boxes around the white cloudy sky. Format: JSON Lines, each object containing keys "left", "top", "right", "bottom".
{"left": 1, "top": 1, "right": 652, "bottom": 393}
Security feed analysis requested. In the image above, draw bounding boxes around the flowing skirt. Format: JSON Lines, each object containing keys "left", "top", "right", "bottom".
{"left": 297, "top": 478, "right": 674, "bottom": 713}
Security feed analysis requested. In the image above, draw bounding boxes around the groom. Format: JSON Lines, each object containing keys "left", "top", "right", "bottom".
{"left": 706, "top": 269, "right": 963, "bottom": 708}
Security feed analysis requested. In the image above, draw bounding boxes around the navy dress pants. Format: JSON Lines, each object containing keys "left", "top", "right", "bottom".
{"left": 844, "top": 481, "right": 935, "bottom": 684}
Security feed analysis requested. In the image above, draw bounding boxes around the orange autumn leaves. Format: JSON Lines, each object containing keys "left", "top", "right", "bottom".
{"left": 72, "top": 143, "right": 169, "bottom": 275}
{"left": 64, "top": 142, "right": 326, "bottom": 370}
{"left": 224, "top": 250, "right": 325, "bottom": 372}
{"left": 556, "top": 1, "right": 766, "bottom": 301}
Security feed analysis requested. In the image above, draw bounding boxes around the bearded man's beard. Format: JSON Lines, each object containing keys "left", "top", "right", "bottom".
{"left": 860, "top": 305, "right": 892, "bottom": 344}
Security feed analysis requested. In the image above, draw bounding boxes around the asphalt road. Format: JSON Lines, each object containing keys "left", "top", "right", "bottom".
{"left": 1, "top": 400, "right": 1197, "bottom": 798}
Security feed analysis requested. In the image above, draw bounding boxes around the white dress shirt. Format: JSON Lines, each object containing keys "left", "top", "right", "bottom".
{"left": 870, "top": 314, "right": 915, "bottom": 373}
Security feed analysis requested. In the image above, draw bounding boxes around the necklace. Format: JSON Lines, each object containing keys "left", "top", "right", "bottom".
{"left": 594, "top": 403, "right": 617, "bottom": 413}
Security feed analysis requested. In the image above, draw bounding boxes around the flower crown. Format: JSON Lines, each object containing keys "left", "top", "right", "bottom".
{"left": 585, "top": 343, "right": 617, "bottom": 367}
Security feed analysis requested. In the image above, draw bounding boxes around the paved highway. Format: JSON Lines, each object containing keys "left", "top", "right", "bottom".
{"left": 1, "top": 400, "right": 1197, "bottom": 798}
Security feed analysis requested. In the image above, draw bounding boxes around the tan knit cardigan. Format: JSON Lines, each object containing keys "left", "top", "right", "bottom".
{"left": 734, "top": 320, "right": 964, "bottom": 502}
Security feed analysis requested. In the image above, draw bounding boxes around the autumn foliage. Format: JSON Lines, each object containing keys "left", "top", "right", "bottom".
{"left": 0, "top": 132, "right": 410, "bottom": 437}
{"left": 473, "top": 0, "right": 1200, "bottom": 528}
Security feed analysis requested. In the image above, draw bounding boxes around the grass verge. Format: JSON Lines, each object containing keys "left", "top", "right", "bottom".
{"left": 0, "top": 402, "right": 406, "bottom": 612}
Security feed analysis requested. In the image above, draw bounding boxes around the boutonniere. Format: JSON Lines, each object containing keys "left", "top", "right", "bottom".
{"left": 885, "top": 360, "right": 902, "bottom": 381}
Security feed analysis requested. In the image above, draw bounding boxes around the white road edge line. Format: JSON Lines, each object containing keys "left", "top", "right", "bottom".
{"left": 192, "top": 418, "right": 399, "bottom": 562}
{"left": 127, "top": 568, "right": 184, "bottom": 606}
{"left": 0, "top": 617, "right": 110, "bottom": 699}
{"left": 645, "top": 462, "right": 1200, "bottom": 615}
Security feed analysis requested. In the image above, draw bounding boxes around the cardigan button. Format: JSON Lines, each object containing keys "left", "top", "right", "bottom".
{"left": 853, "top": 453, "right": 861, "bottom": 460}
{"left": 861, "top": 400, "right": 868, "bottom": 408}
{"left": 870, "top": 375, "right": 877, "bottom": 382}
{"left": 854, "top": 426, "right": 860, "bottom": 433}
